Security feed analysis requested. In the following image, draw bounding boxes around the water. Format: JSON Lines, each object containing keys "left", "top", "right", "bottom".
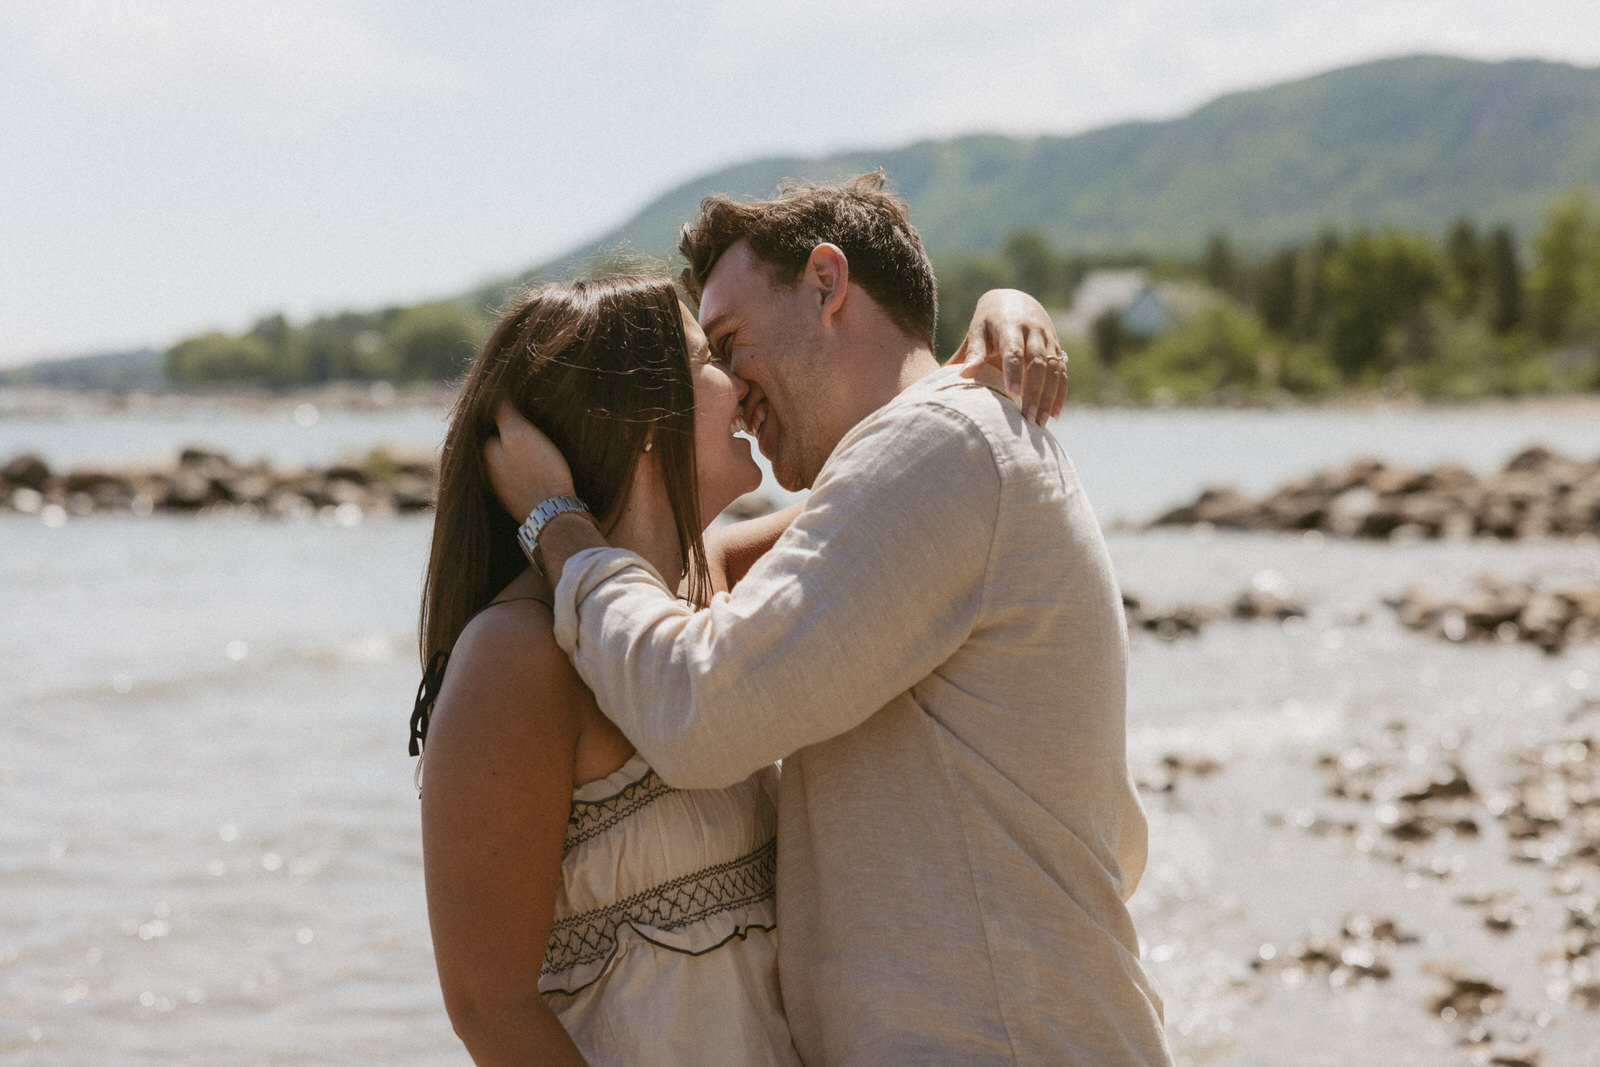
{"left": 6, "top": 394, "right": 1599, "bottom": 523}
{"left": 0, "top": 394, "right": 451, "bottom": 472}
{"left": 3, "top": 395, "right": 1600, "bottom": 1064}
{"left": 1, "top": 516, "right": 449, "bottom": 1064}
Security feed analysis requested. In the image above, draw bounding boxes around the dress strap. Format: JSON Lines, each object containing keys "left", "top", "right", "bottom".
{"left": 409, "top": 649, "right": 450, "bottom": 757}
{"left": 485, "top": 594, "right": 555, "bottom": 611}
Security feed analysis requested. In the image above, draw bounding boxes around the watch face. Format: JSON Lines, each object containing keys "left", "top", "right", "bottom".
{"left": 517, "top": 497, "right": 589, "bottom": 575}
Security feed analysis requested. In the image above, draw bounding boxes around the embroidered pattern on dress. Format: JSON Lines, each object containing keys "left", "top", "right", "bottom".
{"left": 564, "top": 767, "right": 676, "bottom": 853}
{"left": 541, "top": 838, "right": 778, "bottom": 977}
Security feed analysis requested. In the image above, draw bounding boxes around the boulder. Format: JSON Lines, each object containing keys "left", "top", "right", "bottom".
{"left": 2, "top": 453, "right": 51, "bottom": 491}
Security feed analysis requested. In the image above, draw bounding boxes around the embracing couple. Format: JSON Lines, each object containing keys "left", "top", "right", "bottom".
{"left": 412, "top": 173, "right": 1173, "bottom": 1066}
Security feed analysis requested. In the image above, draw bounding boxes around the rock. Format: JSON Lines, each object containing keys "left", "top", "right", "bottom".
{"left": 178, "top": 446, "right": 231, "bottom": 468}
{"left": 1390, "top": 578, "right": 1600, "bottom": 652}
{"left": 1365, "top": 465, "right": 1424, "bottom": 496}
{"left": 324, "top": 463, "right": 369, "bottom": 486}
{"left": 1, "top": 452, "right": 51, "bottom": 491}
{"left": 1341, "top": 913, "right": 1419, "bottom": 944}
{"left": 1426, "top": 968, "right": 1504, "bottom": 1020}
{"left": 1414, "top": 463, "right": 1479, "bottom": 493}
{"left": 1230, "top": 589, "right": 1308, "bottom": 621}
{"left": 1151, "top": 485, "right": 1261, "bottom": 528}
{"left": 1252, "top": 918, "right": 1397, "bottom": 986}
{"left": 1398, "top": 764, "right": 1476, "bottom": 803}
{"left": 1144, "top": 446, "right": 1600, "bottom": 542}
{"left": 390, "top": 473, "right": 436, "bottom": 512}
{"left": 1124, "top": 581, "right": 1309, "bottom": 639}
{"left": 160, "top": 470, "right": 216, "bottom": 510}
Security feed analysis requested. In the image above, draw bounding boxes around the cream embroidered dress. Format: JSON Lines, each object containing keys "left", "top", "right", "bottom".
{"left": 539, "top": 754, "right": 798, "bottom": 1065}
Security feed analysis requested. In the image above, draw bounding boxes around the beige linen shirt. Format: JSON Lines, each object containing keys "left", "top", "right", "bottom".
{"left": 552, "top": 364, "right": 1171, "bottom": 1066}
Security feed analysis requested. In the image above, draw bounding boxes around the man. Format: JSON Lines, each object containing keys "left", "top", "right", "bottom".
{"left": 489, "top": 173, "right": 1171, "bottom": 1065}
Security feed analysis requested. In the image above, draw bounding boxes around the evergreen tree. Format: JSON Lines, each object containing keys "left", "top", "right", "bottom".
{"left": 1322, "top": 231, "right": 1442, "bottom": 381}
{"left": 1445, "top": 218, "right": 1485, "bottom": 314}
{"left": 1528, "top": 190, "right": 1590, "bottom": 343}
{"left": 1000, "top": 230, "right": 1068, "bottom": 306}
{"left": 1203, "top": 231, "right": 1242, "bottom": 299}
{"left": 1484, "top": 226, "right": 1524, "bottom": 334}
{"left": 1256, "top": 247, "right": 1299, "bottom": 335}
{"left": 1294, "top": 231, "right": 1341, "bottom": 341}
{"left": 1092, "top": 309, "right": 1126, "bottom": 368}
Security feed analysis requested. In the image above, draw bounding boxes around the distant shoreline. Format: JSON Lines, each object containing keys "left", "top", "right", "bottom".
{"left": 5, "top": 380, "right": 1600, "bottom": 420}
{"left": 0, "top": 381, "right": 458, "bottom": 420}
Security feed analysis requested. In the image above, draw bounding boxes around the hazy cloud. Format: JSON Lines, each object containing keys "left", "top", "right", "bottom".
{"left": 5, "top": 0, "right": 455, "bottom": 117}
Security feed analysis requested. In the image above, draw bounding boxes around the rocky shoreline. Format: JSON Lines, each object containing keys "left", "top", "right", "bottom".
{"left": 1250, "top": 715, "right": 1600, "bottom": 1065}
{"left": 1, "top": 448, "right": 437, "bottom": 520}
{"left": 1389, "top": 578, "right": 1600, "bottom": 655}
{"left": 1150, "top": 446, "right": 1600, "bottom": 542}
{"left": 1132, "top": 683, "right": 1600, "bottom": 1065}
{"left": 1123, "top": 576, "right": 1309, "bottom": 642}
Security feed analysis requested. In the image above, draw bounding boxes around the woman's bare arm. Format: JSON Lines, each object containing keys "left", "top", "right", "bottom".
{"left": 704, "top": 502, "right": 805, "bottom": 592}
{"left": 420, "top": 603, "right": 590, "bottom": 1066}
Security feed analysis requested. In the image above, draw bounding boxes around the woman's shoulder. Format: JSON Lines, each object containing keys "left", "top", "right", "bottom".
{"left": 450, "top": 593, "right": 569, "bottom": 689}
{"left": 437, "top": 570, "right": 591, "bottom": 723}
{"left": 428, "top": 573, "right": 627, "bottom": 783}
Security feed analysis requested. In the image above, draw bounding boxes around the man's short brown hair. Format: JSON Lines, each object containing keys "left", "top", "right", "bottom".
{"left": 677, "top": 171, "right": 937, "bottom": 347}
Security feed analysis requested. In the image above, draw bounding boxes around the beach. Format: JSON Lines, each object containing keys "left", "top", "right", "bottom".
{"left": 3, "top": 390, "right": 1599, "bottom": 1064}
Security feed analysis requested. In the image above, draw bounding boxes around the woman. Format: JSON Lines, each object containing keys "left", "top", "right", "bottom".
{"left": 414, "top": 274, "right": 802, "bottom": 1065}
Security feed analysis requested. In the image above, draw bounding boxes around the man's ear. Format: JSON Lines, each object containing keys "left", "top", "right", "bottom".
{"left": 804, "top": 243, "right": 850, "bottom": 323}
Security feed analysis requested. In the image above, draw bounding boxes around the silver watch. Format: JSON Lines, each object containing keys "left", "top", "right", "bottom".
{"left": 516, "top": 494, "right": 592, "bottom": 572}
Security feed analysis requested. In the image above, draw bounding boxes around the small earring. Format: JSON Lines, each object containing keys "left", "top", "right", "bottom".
{"left": 642, "top": 439, "right": 653, "bottom": 453}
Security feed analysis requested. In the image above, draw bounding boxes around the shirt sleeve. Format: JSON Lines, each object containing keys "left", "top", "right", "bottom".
{"left": 551, "top": 397, "right": 1002, "bottom": 789}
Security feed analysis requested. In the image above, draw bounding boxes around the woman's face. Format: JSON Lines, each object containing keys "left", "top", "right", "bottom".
{"left": 681, "top": 301, "right": 762, "bottom": 520}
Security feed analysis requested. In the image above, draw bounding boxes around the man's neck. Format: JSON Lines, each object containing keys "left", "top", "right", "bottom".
{"left": 832, "top": 339, "right": 940, "bottom": 438}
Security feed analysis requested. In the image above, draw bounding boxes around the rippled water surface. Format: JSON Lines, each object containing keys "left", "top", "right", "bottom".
{"left": 4, "top": 397, "right": 1600, "bottom": 1064}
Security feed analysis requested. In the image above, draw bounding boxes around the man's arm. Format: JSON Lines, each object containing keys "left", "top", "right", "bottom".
{"left": 545, "top": 400, "right": 1002, "bottom": 789}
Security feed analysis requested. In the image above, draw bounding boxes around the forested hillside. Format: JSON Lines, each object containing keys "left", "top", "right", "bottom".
{"left": 14, "top": 54, "right": 1598, "bottom": 399}
{"left": 531, "top": 54, "right": 1600, "bottom": 270}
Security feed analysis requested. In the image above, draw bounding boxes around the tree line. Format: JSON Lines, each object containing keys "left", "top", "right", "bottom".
{"left": 166, "top": 190, "right": 1600, "bottom": 401}
{"left": 933, "top": 188, "right": 1600, "bottom": 401}
{"left": 164, "top": 301, "right": 489, "bottom": 386}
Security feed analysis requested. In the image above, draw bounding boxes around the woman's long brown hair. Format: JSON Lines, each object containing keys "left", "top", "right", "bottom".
{"left": 419, "top": 275, "right": 709, "bottom": 669}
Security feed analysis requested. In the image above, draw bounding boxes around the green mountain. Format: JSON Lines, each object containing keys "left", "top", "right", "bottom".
{"left": 532, "top": 54, "right": 1600, "bottom": 276}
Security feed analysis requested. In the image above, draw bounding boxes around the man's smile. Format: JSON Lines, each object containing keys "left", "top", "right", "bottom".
{"left": 739, "top": 393, "right": 772, "bottom": 453}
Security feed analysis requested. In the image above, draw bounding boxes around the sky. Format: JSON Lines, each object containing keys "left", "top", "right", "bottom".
{"left": 3, "top": 0, "right": 1599, "bottom": 367}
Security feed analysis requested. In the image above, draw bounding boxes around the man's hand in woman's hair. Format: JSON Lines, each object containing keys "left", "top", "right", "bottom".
{"left": 953, "top": 289, "right": 1068, "bottom": 426}
{"left": 484, "top": 402, "right": 577, "bottom": 522}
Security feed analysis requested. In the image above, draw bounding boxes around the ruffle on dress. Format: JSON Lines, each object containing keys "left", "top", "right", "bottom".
{"left": 539, "top": 754, "right": 783, "bottom": 998}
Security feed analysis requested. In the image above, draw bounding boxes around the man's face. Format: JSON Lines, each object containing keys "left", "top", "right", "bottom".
{"left": 697, "top": 240, "right": 832, "bottom": 491}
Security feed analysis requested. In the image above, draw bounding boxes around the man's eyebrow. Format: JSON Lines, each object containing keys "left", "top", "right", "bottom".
{"left": 698, "top": 311, "right": 733, "bottom": 340}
